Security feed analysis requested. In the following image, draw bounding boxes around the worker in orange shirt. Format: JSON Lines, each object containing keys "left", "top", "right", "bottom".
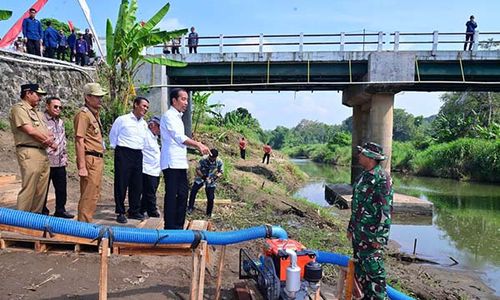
{"left": 262, "top": 143, "right": 272, "bottom": 164}
{"left": 239, "top": 137, "right": 247, "bottom": 159}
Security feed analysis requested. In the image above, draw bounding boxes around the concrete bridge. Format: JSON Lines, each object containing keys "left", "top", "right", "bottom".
{"left": 140, "top": 31, "right": 500, "bottom": 181}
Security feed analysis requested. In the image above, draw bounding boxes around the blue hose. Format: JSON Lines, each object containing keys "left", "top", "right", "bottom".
{"left": 0, "top": 207, "right": 287, "bottom": 245}
{"left": 315, "top": 250, "right": 414, "bottom": 300}
{"left": 0, "top": 208, "right": 412, "bottom": 299}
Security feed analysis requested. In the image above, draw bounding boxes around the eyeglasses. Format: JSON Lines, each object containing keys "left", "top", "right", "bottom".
{"left": 53, "top": 105, "right": 63, "bottom": 110}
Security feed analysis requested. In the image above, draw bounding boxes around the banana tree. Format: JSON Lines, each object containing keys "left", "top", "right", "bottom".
{"left": 192, "top": 92, "right": 225, "bottom": 134}
{"left": 0, "top": 10, "right": 12, "bottom": 21}
{"left": 101, "top": 0, "right": 187, "bottom": 123}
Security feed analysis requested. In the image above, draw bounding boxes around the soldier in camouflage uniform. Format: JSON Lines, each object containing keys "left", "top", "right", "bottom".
{"left": 347, "top": 142, "right": 393, "bottom": 300}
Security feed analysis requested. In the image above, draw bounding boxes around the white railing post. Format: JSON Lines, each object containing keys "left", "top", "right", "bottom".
{"left": 259, "top": 33, "right": 264, "bottom": 55}
{"left": 394, "top": 31, "right": 400, "bottom": 52}
{"left": 219, "top": 34, "right": 224, "bottom": 54}
{"left": 181, "top": 34, "right": 186, "bottom": 55}
{"left": 432, "top": 31, "right": 439, "bottom": 55}
{"left": 377, "top": 31, "right": 384, "bottom": 51}
{"left": 299, "top": 32, "right": 304, "bottom": 54}
{"left": 473, "top": 31, "right": 479, "bottom": 52}
{"left": 340, "top": 32, "right": 345, "bottom": 52}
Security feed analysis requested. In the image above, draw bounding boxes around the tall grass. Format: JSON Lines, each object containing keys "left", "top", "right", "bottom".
{"left": 412, "top": 138, "right": 500, "bottom": 182}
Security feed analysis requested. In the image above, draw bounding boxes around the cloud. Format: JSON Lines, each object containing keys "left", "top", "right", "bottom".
{"left": 157, "top": 18, "right": 185, "bottom": 31}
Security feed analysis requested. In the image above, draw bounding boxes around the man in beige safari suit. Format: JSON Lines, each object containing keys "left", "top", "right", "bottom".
{"left": 74, "top": 83, "right": 106, "bottom": 222}
{"left": 9, "top": 83, "right": 55, "bottom": 213}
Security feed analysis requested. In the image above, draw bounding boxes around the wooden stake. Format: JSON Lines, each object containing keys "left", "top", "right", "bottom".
{"left": 336, "top": 267, "right": 346, "bottom": 300}
{"left": 214, "top": 245, "right": 227, "bottom": 300}
{"left": 345, "top": 259, "right": 355, "bottom": 300}
{"left": 190, "top": 246, "right": 200, "bottom": 299}
{"left": 197, "top": 241, "right": 208, "bottom": 300}
{"left": 99, "top": 238, "right": 109, "bottom": 300}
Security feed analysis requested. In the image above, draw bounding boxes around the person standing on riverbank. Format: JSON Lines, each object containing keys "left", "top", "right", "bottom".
{"left": 262, "top": 143, "right": 272, "bottom": 164}
{"left": 347, "top": 142, "right": 393, "bottom": 300}
{"left": 239, "top": 137, "right": 247, "bottom": 159}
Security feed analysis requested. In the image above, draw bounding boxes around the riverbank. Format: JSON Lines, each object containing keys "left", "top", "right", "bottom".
{"left": 0, "top": 127, "right": 497, "bottom": 299}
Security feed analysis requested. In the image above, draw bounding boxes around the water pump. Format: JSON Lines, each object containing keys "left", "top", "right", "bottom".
{"left": 240, "top": 239, "right": 323, "bottom": 300}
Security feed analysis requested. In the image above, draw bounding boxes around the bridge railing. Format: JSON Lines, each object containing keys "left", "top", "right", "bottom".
{"left": 147, "top": 31, "right": 500, "bottom": 55}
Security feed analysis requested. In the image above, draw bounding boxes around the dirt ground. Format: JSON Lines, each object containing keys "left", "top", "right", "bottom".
{"left": 0, "top": 129, "right": 498, "bottom": 299}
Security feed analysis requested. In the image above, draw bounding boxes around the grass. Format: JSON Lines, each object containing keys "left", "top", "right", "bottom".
{"left": 0, "top": 118, "right": 9, "bottom": 131}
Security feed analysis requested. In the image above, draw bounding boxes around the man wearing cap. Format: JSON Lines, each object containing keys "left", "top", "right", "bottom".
{"left": 109, "top": 97, "right": 149, "bottom": 224}
{"left": 9, "top": 83, "right": 54, "bottom": 212}
{"left": 74, "top": 83, "right": 106, "bottom": 222}
{"left": 161, "top": 88, "right": 211, "bottom": 229}
{"left": 42, "top": 96, "right": 74, "bottom": 218}
{"left": 187, "top": 149, "right": 224, "bottom": 217}
{"left": 347, "top": 142, "right": 393, "bottom": 300}
{"left": 140, "top": 116, "right": 162, "bottom": 218}
{"left": 22, "top": 8, "right": 43, "bottom": 56}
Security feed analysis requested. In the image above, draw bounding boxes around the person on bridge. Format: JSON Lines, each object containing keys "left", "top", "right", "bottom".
{"left": 43, "top": 21, "right": 59, "bottom": 59}
{"left": 262, "top": 143, "right": 272, "bottom": 164}
{"left": 347, "top": 142, "right": 393, "bottom": 300}
{"left": 464, "top": 15, "right": 477, "bottom": 51}
{"left": 187, "top": 149, "right": 224, "bottom": 217}
{"left": 188, "top": 26, "right": 199, "bottom": 53}
{"left": 22, "top": 8, "right": 43, "bottom": 56}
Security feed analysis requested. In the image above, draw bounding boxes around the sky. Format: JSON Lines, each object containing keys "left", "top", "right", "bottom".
{"left": 2, "top": 0, "right": 499, "bottom": 129}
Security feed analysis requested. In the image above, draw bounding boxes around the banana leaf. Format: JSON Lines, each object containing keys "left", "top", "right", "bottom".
{"left": 0, "top": 10, "right": 12, "bottom": 21}
{"left": 106, "top": 19, "right": 114, "bottom": 66}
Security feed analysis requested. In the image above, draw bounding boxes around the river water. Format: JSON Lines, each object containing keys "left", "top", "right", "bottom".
{"left": 291, "top": 159, "right": 500, "bottom": 295}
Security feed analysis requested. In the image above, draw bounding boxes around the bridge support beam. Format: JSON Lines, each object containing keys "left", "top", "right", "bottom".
{"left": 368, "top": 93, "right": 394, "bottom": 173}
{"left": 349, "top": 93, "right": 394, "bottom": 182}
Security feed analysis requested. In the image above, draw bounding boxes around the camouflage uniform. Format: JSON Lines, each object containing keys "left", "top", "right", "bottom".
{"left": 348, "top": 159, "right": 393, "bottom": 299}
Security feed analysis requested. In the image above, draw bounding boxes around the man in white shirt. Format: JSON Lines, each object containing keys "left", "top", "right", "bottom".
{"left": 109, "top": 97, "right": 149, "bottom": 224}
{"left": 161, "top": 88, "right": 210, "bottom": 229}
{"left": 140, "top": 116, "right": 161, "bottom": 218}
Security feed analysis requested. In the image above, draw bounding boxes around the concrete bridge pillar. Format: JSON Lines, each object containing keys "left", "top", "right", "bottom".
{"left": 350, "top": 104, "right": 370, "bottom": 182}
{"left": 368, "top": 93, "right": 394, "bottom": 172}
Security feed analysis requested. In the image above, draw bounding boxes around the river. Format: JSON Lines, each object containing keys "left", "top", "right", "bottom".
{"left": 291, "top": 159, "right": 500, "bottom": 296}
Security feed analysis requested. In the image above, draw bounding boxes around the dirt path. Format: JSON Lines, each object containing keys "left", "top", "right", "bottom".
{"left": 0, "top": 129, "right": 498, "bottom": 299}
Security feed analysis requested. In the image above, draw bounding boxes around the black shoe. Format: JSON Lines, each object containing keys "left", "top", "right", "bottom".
{"left": 148, "top": 210, "right": 160, "bottom": 218}
{"left": 54, "top": 211, "right": 75, "bottom": 219}
{"left": 128, "top": 212, "right": 145, "bottom": 221}
{"left": 116, "top": 214, "right": 128, "bottom": 224}
{"left": 187, "top": 208, "right": 193, "bottom": 215}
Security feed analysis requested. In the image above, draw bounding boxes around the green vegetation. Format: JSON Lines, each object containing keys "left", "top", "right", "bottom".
{"left": 99, "top": 0, "right": 187, "bottom": 130}
{"left": 0, "top": 10, "right": 12, "bottom": 21}
{"left": 0, "top": 118, "right": 9, "bottom": 131}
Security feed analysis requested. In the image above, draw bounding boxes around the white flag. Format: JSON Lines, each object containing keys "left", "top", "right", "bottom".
{"left": 77, "top": 0, "right": 105, "bottom": 61}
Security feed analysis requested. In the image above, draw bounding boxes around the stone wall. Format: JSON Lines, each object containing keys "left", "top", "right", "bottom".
{"left": 0, "top": 49, "right": 97, "bottom": 118}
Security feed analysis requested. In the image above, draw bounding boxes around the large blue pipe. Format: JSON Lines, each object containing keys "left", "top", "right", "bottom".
{"left": 0, "top": 208, "right": 412, "bottom": 299}
{"left": 315, "top": 251, "right": 414, "bottom": 300}
{"left": 0, "top": 208, "right": 287, "bottom": 244}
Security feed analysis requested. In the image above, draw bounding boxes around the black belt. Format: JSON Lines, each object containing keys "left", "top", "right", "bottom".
{"left": 85, "top": 151, "right": 103, "bottom": 158}
{"left": 16, "top": 144, "right": 44, "bottom": 149}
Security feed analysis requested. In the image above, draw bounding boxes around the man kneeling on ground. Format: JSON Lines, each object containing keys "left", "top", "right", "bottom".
{"left": 187, "top": 149, "right": 224, "bottom": 217}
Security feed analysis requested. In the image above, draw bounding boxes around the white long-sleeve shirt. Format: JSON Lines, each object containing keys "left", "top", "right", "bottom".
{"left": 160, "top": 107, "right": 189, "bottom": 169}
{"left": 143, "top": 129, "right": 161, "bottom": 176}
{"left": 109, "top": 112, "right": 148, "bottom": 150}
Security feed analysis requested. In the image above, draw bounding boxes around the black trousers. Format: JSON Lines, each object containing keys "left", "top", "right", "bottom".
{"left": 163, "top": 168, "right": 188, "bottom": 229}
{"left": 26, "top": 39, "right": 41, "bottom": 56}
{"left": 56, "top": 46, "right": 67, "bottom": 60}
{"left": 240, "top": 148, "right": 246, "bottom": 159}
{"left": 75, "top": 52, "right": 86, "bottom": 66}
{"left": 114, "top": 146, "right": 143, "bottom": 215}
{"left": 44, "top": 46, "right": 56, "bottom": 58}
{"left": 140, "top": 174, "right": 159, "bottom": 214}
{"left": 262, "top": 153, "right": 270, "bottom": 164}
{"left": 69, "top": 47, "right": 75, "bottom": 62}
{"left": 43, "top": 166, "right": 68, "bottom": 214}
{"left": 464, "top": 33, "right": 474, "bottom": 51}
{"left": 188, "top": 181, "right": 216, "bottom": 216}
{"left": 189, "top": 46, "right": 197, "bottom": 53}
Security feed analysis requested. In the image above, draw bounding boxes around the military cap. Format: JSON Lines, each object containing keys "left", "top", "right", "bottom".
{"left": 83, "top": 83, "right": 107, "bottom": 96}
{"left": 357, "top": 142, "right": 386, "bottom": 161}
{"left": 20, "top": 83, "right": 47, "bottom": 95}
